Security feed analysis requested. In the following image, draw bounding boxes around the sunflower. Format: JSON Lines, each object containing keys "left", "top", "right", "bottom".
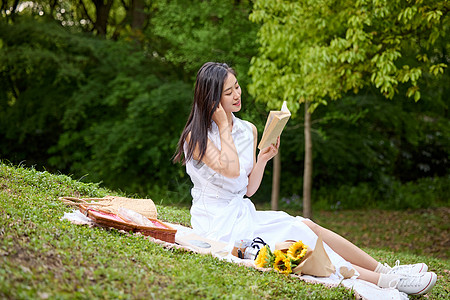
{"left": 287, "top": 240, "right": 308, "bottom": 263}
{"left": 255, "top": 245, "right": 274, "bottom": 268}
{"left": 273, "top": 250, "right": 292, "bottom": 274}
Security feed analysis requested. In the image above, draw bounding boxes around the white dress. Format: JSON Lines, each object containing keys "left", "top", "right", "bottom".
{"left": 185, "top": 114, "right": 353, "bottom": 276}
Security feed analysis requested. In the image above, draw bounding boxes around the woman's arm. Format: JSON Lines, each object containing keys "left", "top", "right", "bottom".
{"left": 246, "top": 124, "right": 279, "bottom": 197}
{"left": 188, "top": 104, "right": 240, "bottom": 178}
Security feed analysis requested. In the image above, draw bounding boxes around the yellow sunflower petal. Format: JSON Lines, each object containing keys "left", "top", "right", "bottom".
{"left": 287, "top": 240, "right": 308, "bottom": 262}
{"left": 273, "top": 251, "right": 292, "bottom": 274}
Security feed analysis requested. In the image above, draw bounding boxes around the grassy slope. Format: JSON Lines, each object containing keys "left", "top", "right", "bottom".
{"left": 0, "top": 162, "right": 448, "bottom": 299}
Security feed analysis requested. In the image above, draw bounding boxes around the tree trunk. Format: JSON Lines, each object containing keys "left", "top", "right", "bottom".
{"left": 303, "top": 101, "right": 312, "bottom": 219}
{"left": 93, "top": 0, "right": 114, "bottom": 36}
{"left": 9, "top": 0, "right": 20, "bottom": 21}
{"left": 271, "top": 152, "right": 280, "bottom": 210}
{"left": 131, "top": 0, "right": 146, "bottom": 29}
{"left": 49, "top": 0, "right": 58, "bottom": 16}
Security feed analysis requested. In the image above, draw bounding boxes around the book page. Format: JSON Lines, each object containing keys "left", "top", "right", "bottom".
{"left": 258, "top": 101, "right": 291, "bottom": 150}
{"left": 264, "top": 113, "right": 276, "bottom": 133}
{"left": 281, "top": 101, "right": 289, "bottom": 113}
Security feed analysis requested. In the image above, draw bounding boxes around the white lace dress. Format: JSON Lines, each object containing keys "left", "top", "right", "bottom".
{"left": 185, "top": 114, "right": 353, "bottom": 276}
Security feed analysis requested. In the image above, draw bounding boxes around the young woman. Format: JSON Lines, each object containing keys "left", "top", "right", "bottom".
{"left": 173, "top": 62, "right": 437, "bottom": 295}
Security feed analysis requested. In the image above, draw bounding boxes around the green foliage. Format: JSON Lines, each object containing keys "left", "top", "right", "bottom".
{"left": 248, "top": 0, "right": 449, "bottom": 210}
{"left": 150, "top": 0, "right": 258, "bottom": 83}
{"left": 0, "top": 3, "right": 448, "bottom": 212}
{"left": 1, "top": 0, "right": 149, "bottom": 38}
{"left": 48, "top": 40, "right": 193, "bottom": 194}
{"left": 250, "top": 91, "right": 449, "bottom": 210}
{"left": 0, "top": 18, "right": 99, "bottom": 165}
{"left": 0, "top": 2, "right": 263, "bottom": 199}
{"left": 0, "top": 17, "right": 192, "bottom": 195}
{"left": 310, "top": 94, "right": 449, "bottom": 185}
{"left": 249, "top": 0, "right": 449, "bottom": 107}
{"left": 314, "top": 175, "right": 450, "bottom": 211}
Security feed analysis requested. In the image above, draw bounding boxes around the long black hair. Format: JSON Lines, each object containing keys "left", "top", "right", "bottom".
{"left": 173, "top": 62, "right": 236, "bottom": 164}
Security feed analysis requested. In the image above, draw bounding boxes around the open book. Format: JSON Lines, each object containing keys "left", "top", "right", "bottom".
{"left": 258, "top": 101, "right": 291, "bottom": 149}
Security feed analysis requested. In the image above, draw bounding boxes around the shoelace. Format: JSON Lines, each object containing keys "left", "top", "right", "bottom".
{"left": 389, "top": 273, "right": 424, "bottom": 289}
{"left": 387, "top": 260, "right": 412, "bottom": 274}
{"left": 393, "top": 260, "right": 404, "bottom": 269}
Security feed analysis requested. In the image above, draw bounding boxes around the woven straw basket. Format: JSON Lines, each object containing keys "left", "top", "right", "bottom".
{"left": 59, "top": 196, "right": 176, "bottom": 243}
{"left": 59, "top": 196, "right": 158, "bottom": 219}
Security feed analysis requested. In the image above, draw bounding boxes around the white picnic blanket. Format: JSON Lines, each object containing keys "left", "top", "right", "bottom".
{"left": 62, "top": 210, "right": 408, "bottom": 300}
{"left": 170, "top": 223, "right": 408, "bottom": 300}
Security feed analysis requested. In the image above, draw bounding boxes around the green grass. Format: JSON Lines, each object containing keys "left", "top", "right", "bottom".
{"left": 0, "top": 162, "right": 449, "bottom": 299}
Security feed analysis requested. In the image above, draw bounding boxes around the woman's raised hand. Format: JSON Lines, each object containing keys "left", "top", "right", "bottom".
{"left": 258, "top": 136, "right": 280, "bottom": 163}
{"left": 212, "top": 103, "right": 228, "bottom": 129}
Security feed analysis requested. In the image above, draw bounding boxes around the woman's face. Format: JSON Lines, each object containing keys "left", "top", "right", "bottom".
{"left": 220, "top": 72, "right": 241, "bottom": 113}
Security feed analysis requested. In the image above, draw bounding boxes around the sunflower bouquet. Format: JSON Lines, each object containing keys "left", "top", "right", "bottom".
{"left": 254, "top": 244, "right": 275, "bottom": 268}
{"left": 255, "top": 236, "right": 337, "bottom": 277}
{"left": 255, "top": 240, "right": 309, "bottom": 274}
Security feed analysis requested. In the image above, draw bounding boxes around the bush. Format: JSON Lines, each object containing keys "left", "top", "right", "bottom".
{"left": 313, "top": 175, "right": 449, "bottom": 210}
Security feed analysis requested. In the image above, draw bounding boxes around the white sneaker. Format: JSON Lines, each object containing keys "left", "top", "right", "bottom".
{"left": 390, "top": 272, "right": 437, "bottom": 295}
{"left": 388, "top": 260, "right": 428, "bottom": 275}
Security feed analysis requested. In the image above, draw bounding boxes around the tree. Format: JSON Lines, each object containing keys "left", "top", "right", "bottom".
{"left": 0, "top": 19, "right": 97, "bottom": 167}
{"left": 149, "top": 0, "right": 258, "bottom": 83}
{"left": 271, "top": 152, "right": 280, "bottom": 210}
{"left": 1, "top": 0, "right": 152, "bottom": 38}
{"left": 249, "top": 0, "right": 448, "bottom": 217}
{"left": 0, "top": 1, "right": 262, "bottom": 198}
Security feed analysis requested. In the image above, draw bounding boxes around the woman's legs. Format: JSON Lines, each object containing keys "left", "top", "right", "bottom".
{"left": 302, "top": 220, "right": 378, "bottom": 271}
{"left": 302, "top": 220, "right": 438, "bottom": 294}
{"left": 353, "top": 265, "right": 380, "bottom": 284}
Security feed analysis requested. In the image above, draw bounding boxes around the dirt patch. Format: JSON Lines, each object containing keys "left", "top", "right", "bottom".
{"left": 8, "top": 247, "right": 63, "bottom": 275}
{"left": 2, "top": 234, "right": 65, "bottom": 278}
{"left": 1, "top": 182, "right": 14, "bottom": 195}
